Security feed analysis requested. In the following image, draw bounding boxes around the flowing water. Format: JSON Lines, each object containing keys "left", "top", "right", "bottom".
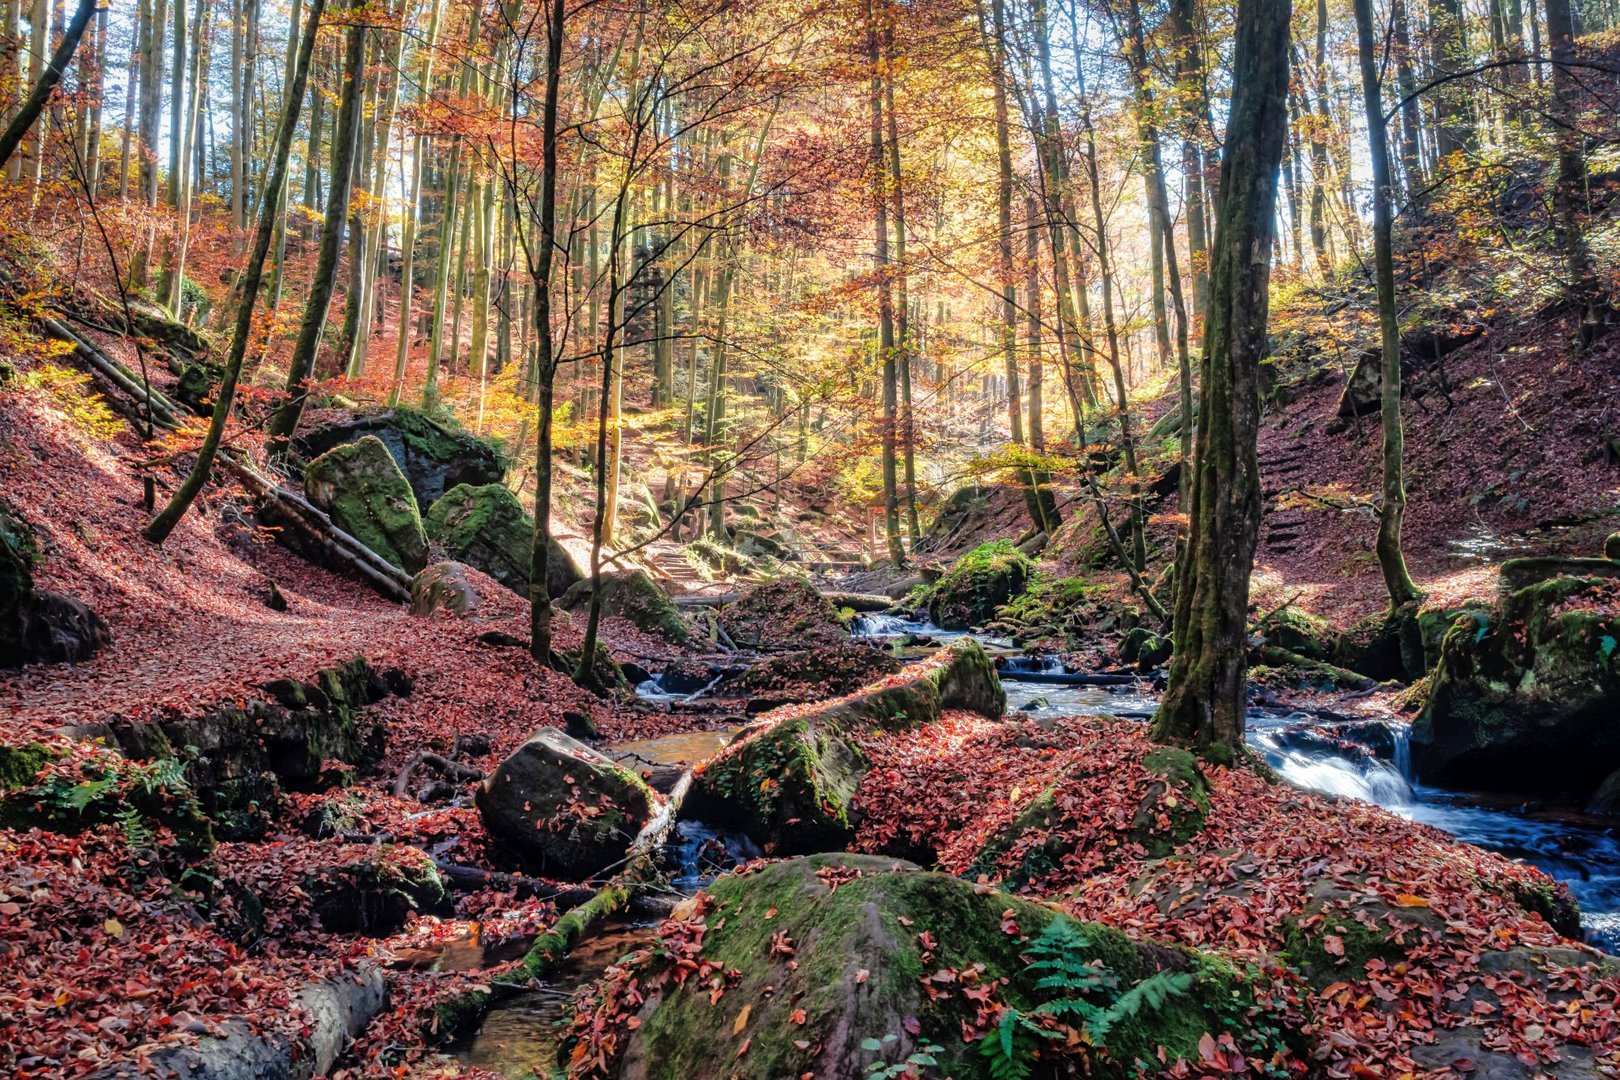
{"left": 1000, "top": 677, "right": 1620, "bottom": 952}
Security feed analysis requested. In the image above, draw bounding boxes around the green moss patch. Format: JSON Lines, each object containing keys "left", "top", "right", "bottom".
{"left": 927, "top": 540, "right": 1034, "bottom": 630}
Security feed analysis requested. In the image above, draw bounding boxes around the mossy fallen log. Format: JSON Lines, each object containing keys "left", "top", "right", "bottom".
{"left": 1257, "top": 646, "right": 1379, "bottom": 691}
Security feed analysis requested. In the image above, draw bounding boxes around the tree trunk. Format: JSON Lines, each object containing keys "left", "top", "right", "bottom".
{"left": 265, "top": 12, "right": 366, "bottom": 449}
{"left": 0, "top": 0, "right": 91, "bottom": 174}
{"left": 1353, "top": 0, "right": 1423, "bottom": 609}
{"left": 146, "top": 0, "right": 327, "bottom": 543}
{"left": 1152, "top": 0, "right": 1292, "bottom": 761}
{"left": 869, "top": 2, "right": 903, "bottom": 567}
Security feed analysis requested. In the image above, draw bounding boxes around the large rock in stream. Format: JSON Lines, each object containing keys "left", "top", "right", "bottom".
{"left": 1413, "top": 574, "right": 1620, "bottom": 799}
{"left": 719, "top": 576, "right": 849, "bottom": 650}
{"left": 304, "top": 436, "right": 430, "bottom": 575}
{"left": 580, "top": 853, "right": 1268, "bottom": 1080}
{"left": 927, "top": 539, "right": 1034, "bottom": 630}
{"left": 478, "top": 728, "right": 656, "bottom": 879}
{"left": 424, "top": 482, "right": 586, "bottom": 599}
{"left": 294, "top": 407, "right": 505, "bottom": 509}
{"left": 688, "top": 640, "right": 1002, "bottom": 852}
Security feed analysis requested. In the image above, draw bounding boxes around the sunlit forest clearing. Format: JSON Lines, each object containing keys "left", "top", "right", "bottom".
{"left": 2, "top": 0, "right": 1620, "bottom": 1073}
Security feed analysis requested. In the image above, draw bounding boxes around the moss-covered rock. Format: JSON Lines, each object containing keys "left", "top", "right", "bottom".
{"left": 173, "top": 362, "right": 221, "bottom": 413}
{"left": 1, "top": 502, "right": 110, "bottom": 667}
{"left": 97, "top": 656, "right": 390, "bottom": 840}
{"left": 1331, "top": 602, "right": 1425, "bottom": 682}
{"left": 554, "top": 640, "right": 632, "bottom": 697}
{"left": 304, "top": 844, "right": 447, "bottom": 935}
{"left": 477, "top": 727, "right": 655, "bottom": 878}
{"left": 928, "top": 540, "right": 1034, "bottom": 630}
{"left": 691, "top": 641, "right": 1003, "bottom": 852}
{"left": 1589, "top": 768, "right": 1620, "bottom": 817}
{"left": 559, "top": 569, "right": 688, "bottom": 645}
{"left": 304, "top": 435, "right": 429, "bottom": 574}
{"left": 1, "top": 744, "right": 215, "bottom": 861}
{"left": 294, "top": 407, "right": 505, "bottom": 509}
{"left": 0, "top": 741, "right": 58, "bottom": 794}
{"left": 1256, "top": 606, "right": 1336, "bottom": 663}
{"left": 424, "top": 482, "right": 584, "bottom": 599}
{"left": 917, "top": 483, "right": 991, "bottom": 554}
{"left": 589, "top": 854, "right": 1276, "bottom": 1080}
{"left": 721, "top": 576, "right": 848, "bottom": 650}
{"left": 1413, "top": 575, "right": 1620, "bottom": 796}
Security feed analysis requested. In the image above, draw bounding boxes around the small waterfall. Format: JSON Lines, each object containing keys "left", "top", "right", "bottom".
{"left": 668, "top": 819, "right": 763, "bottom": 891}
{"left": 1246, "top": 722, "right": 1415, "bottom": 807}
{"left": 998, "top": 654, "right": 1068, "bottom": 676}
{"left": 1390, "top": 722, "right": 1413, "bottom": 781}
{"left": 851, "top": 613, "right": 928, "bottom": 637}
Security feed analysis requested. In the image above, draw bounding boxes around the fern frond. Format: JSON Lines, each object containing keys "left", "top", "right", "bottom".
{"left": 1087, "top": 971, "right": 1194, "bottom": 1043}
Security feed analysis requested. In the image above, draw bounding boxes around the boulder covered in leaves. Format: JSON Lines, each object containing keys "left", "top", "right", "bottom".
{"left": 304, "top": 844, "right": 447, "bottom": 936}
{"left": 690, "top": 640, "right": 1002, "bottom": 852}
{"left": 1, "top": 502, "right": 109, "bottom": 667}
{"left": 295, "top": 407, "right": 505, "bottom": 509}
{"left": 720, "top": 576, "right": 848, "bottom": 650}
{"left": 477, "top": 727, "right": 655, "bottom": 878}
{"left": 409, "top": 561, "right": 488, "bottom": 618}
{"left": 559, "top": 569, "right": 688, "bottom": 645}
{"left": 1413, "top": 575, "right": 1620, "bottom": 799}
{"left": 304, "top": 435, "right": 430, "bottom": 575}
{"left": 425, "top": 482, "right": 585, "bottom": 599}
{"left": 574, "top": 853, "right": 1266, "bottom": 1080}
{"left": 729, "top": 642, "right": 901, "bottom": 710}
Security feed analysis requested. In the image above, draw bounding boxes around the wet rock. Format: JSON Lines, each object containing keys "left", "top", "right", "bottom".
{"left": 599, "top": 854, "right": 1268, "bottom": 1080}
{"left": 1332, "top": 603, "right": 1425, "bottom": 682}
{"left": 1, "top": 503, "right": 110, "bottom": 667}
{"left": 424, "top": 482, "right": 585, "bottom": 599}
{"left": 294, "top": 407, "right": 504, "bottom": 509}
{"left": 559, "top": 569, "right": 688, "bottom": 644}
{"left": 1588, "top": 768, "right": 1620, "bottom": 817}
{"left": 304, "top": 435, "right": 429, "bottom": 574}
{"left": 1413, "top": 575, "right": 1620, "bottom": 796}
{"left": 305, "top": 844, "right": 447, "bottom": 936}
{"left": 690, "top": 641, "right": 1002, "bottom": 853}
{"left": 410, "top": 561, "right": 487, "bottom": 618}
{"left": 477, "top": 727, "right": 654, "bottom": 878}
{"left": 720, "top": 577, "right": 848, "bottom": 651}
{"left": 927, "top": 540, "right": 1033, "bottom": 630}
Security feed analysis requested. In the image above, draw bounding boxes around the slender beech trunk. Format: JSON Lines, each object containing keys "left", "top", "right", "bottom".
{"left": 0, "top": 0, "right": 90, "bottom": 174}
{"left": 1545, "top": 0, "right": 1601, "bottom": 344}
{"left": 146, "top": 0, "right": 325, "bottom": 543}
{"left": 265, "top": 12, "right": 365, "bottom": 449}
{"left": 868, "top": 0, "right": 903, "bottom": 566}
{"left": 882, "top": 24, "right": 921, "bottom": 546}
{"left": 1153, "top": 0, "right": 1292, "bottom": 760}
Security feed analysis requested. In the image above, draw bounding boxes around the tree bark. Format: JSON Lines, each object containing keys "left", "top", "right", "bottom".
{"left": 1153, "top": 0, "right": 1292, "bottom": 760}
{"left": 0, "top": 0, "right": 91, "bottom": 174}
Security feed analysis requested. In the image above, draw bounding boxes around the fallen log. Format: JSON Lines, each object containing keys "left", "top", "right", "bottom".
{"left": 1257, "top": 646, "right": 1380, "bottom": 692}
{"left": 89, "top": 965, "right": 385, "bottom": 1080}
{"left": 47, "top": 317, "right": 411, "bottom": 603}
{"left": 431, "top": 859, "right": 597, "bottom": 907}
{"left": 427, "top": 770, "right": 695, "bottom": 1043}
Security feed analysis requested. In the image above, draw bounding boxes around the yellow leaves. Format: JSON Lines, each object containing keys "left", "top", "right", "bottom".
{"left": 103, "top": 918, "right": 124, "bottom": 938}
{"left": 1392, "top": 893, "right": 1430, "bottom": 908}
{"left": 733, "top": 1003, "right": 751, "bottom": 1034}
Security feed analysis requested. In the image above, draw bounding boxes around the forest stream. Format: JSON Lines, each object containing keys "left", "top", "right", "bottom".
{"left": 451, "top": 618, "right": 1620, "bottom": 1077}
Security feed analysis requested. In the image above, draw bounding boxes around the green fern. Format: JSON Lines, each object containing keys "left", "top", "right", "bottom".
{"left": 1087, "top": 970, "right": 1194, "bottom": 1042}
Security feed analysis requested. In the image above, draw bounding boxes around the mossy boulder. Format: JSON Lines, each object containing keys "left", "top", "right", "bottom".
{"left": 730, "top": 525, "right": 794, "bottom": 562}
{"left": 304, "top": 435, "right": 429, "bottom": 574}
{"left": 592, "top": 854, "right": 1272, "bottom": 1080}
{"left": 1256, "top": 606, "right": 1336, "bottom": 664}
{"left": 1587, "top": 768, "right": 1620, "bottom": 817}
{"left": 295, "top": 407, "right": 505, "bottom": 509}
{"left": 1413, "top": 576, "right": 1620, "bottom": 796}
{"left": 424, "top": 482, "right": 584, "bottom": 599}
{"left": 917, "top": 483, "right": 991, "bottom": 554}
{"left": 1, "top": 503, "right": 109, "bottom": 667}
{"left": 721, "top": 576, "right": 848, "bottom": 650}
{"left": 304, "top": 844, "right": 447, "bottom": 936}
{"left": 1119, "top": 626, "right": 1173, "bottom": 670}
{"left": 559, "top": 569, "right": 688, "bottom": 645}
{"left": 691, "top": 641, "right": 1003, "bottom": 852}
{"left": 477, "top": 727, "right": 655, "bottom": 878}
{"left": 173, "top": 362, "right": 221, "bottom": 413}
{"left": 409, "top": 560, "right": 487, "bottom": 618}
{"left": 928, "top": 540, "right": 1034, "bottom": 630}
